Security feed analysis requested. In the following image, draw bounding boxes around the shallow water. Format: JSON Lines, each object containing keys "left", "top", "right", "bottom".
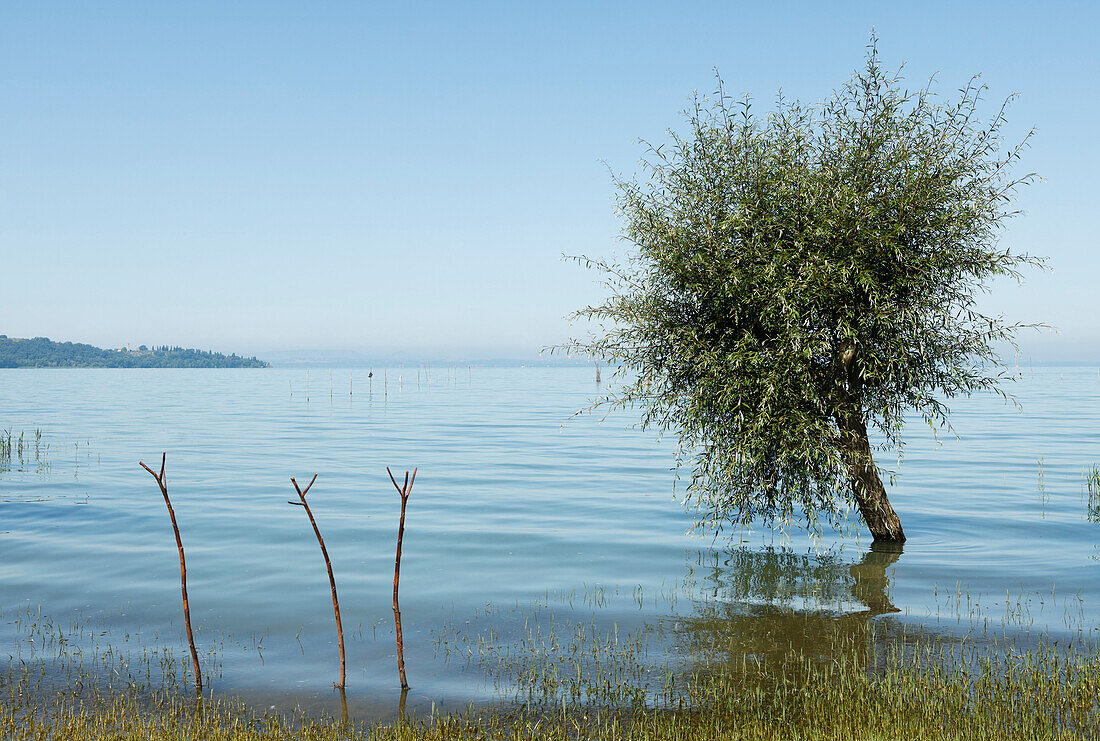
{"left": 1, "top": 365, "right": 1098, "bottom": 719}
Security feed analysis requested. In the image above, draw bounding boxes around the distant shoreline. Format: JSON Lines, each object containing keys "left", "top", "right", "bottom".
{"left": 0, "top": 335, "right": 267, "bottom": 368}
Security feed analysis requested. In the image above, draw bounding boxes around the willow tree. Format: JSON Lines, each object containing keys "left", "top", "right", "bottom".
{"left": 568, "top": 45, "right": 1039, "bottom": 542}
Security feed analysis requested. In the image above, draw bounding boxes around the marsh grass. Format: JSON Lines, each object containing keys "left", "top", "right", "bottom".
{"left": 6, "top": 571, "right": 1100, "bottom": 740}
{"left": 5, "top": 610, "right": 1100, "bottom": 740}
{"left": 0, "top": 428, "right": 50, "bottom": 475}
{"left": 1085, "top": 465, "right": 1100, "bottom": 523}
{"left": 0, "top": 427, "right": 102, "bottom": 495}
{"left": 434, "top": 607, "right": 665, "bottom": 708}
{"left": 1038, "top": 456, "right": 1048, "bottom": 513}
{"left": 1, "top": 603, "right": 223, "bottom": 697}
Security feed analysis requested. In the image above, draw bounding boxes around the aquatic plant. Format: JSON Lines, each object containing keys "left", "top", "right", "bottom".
{"left": 1086, "top": 465, "right": 1100, "bottom": 522}
{"left": 0, "top": 427, "right": 52, "bottom": 475}
{"left": 6, "top": 600, "right": 1100, "bottom": 740}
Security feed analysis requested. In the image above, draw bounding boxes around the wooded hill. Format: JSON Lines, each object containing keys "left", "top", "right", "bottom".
{"left": 0, "top": 336, "right": 267, "bottom": 368}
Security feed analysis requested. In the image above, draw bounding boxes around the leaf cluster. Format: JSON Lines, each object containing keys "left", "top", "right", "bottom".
{"left": 564, "top": 42, "right": 1041, "bottom": 534}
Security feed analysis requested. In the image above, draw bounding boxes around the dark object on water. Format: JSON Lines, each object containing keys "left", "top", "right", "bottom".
{"left": 387, "top": 466, "right": 417, "bottom": 690}
{"left": 288, "top": 474, "right": 346, "bottom": 689}
{"left": 139, "top": 453, "right": 203, "bottom": 693}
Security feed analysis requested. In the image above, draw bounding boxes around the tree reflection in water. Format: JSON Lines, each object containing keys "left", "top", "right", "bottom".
{"left": 674, "top": 543, "right": 913, "bottom": 675}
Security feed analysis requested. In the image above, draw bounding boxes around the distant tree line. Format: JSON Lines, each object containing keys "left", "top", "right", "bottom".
{"left": 0, "top": 336, "right": 268, "bottom": 368}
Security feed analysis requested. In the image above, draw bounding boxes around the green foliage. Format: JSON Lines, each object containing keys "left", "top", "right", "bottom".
{"left": 567, "top": 41, "right": 1040, "bottom": 534}
{"left": 1086, "top": 465, "right": 1100, "bottom": 523}
{"left": 7, "top": 606, "right": 1100, "bottom": 740}
{"left": 0, "top": 336, "right": 267, "bottom": 368}
{"left": 0, "top": 428, "right": 50, "bottom": 475}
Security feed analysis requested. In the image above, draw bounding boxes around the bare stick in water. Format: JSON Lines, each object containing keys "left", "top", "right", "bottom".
{"left": 288, "top": 474, "right": 346, "bottom": 688}
{"left": 139, "top": 453, "right": 202, "bottom": 693}
{"left": 387, "top": 466, "right": 417, "bottom": 690}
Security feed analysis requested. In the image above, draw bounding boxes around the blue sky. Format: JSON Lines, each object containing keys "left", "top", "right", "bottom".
{"left": 1, "top": 1, "right": 1096, "bottom": 360}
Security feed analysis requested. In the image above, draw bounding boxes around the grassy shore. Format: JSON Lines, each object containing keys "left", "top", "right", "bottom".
{"left": 6, "top": 566, "right": 1099, "bottom": 741}
{"left": 4, "top": 624, "right": 1099, "bottom": 740}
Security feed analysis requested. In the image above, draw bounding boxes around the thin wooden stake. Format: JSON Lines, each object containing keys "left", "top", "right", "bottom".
{"left": 387, "top": 466, "right": 417, "bottom": 690}
{"left": 289, "top": 474, "right": 346, "bottom": 688}
{"left": 139, "top": 453, "right": 202, "bottom": 693}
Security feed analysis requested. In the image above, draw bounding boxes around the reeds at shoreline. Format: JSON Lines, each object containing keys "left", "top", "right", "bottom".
{"left": 4, "top": 593, "right": 1100, "bottom": 741}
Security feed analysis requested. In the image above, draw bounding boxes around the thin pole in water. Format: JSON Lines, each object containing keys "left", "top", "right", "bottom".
{"left": 139, "top": 453, "right": 202, "bottom": 694}
{"left": 288, "top": 474, "right": 345, "bottom": 689}
{"left": 387, "top": 466, "right": 417, "bottom": 690}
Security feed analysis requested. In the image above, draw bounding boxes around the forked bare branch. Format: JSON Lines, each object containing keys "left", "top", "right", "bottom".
{"left": 139, "top": 453, "right": 202, "bottom": 694}
{"left": 288, "top": 474, "right": 345, "bottom": 688}
{"left": 387, "top": 466, "right": 417, "bottom": 690}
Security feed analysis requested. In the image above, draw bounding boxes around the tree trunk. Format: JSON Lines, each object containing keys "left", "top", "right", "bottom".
{"left": 834, "top": 402, "right": 906, "bottom": 543}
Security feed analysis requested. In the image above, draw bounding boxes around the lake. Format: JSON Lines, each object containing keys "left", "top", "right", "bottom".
{"left": 1, "top": 365, "right": 1098, "bottom": 720}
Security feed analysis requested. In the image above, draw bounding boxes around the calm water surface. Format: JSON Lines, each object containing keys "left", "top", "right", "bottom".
{"left": 1, "top": 366, "right": 1098, "bottom": 718}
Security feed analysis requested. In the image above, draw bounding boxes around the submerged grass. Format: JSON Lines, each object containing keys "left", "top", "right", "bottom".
{"left": 3, "top": 638, "right": 1100, "bottom": 739}
{"left": 1086, "top": 465, "right": 1100, "bottom": 523}
{"left": 4, "top": 598, "right": 1100, "bottom": 740}
{"left": 0, "top": 428, "right": 50, "bottom": 475}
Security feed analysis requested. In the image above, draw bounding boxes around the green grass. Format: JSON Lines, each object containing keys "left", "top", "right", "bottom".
{"left": 1085, "top": 465, "right": 1100, "bottom": 522}
{"left": 4, "top": 640, "right": 1100, "bottom": 739}
{"left": 4, "top": 600, "right": 1100, "bottom": 740}
{"left": 0, "top": 428, "right": 51, "bottom": 475}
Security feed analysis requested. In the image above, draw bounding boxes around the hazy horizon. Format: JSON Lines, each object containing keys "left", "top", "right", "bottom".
{"left": 3, "top": 2, "right": 1097, "bottom": 362}
{"left": 4, "top": 330, "right": 1096, "bottom": 369}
